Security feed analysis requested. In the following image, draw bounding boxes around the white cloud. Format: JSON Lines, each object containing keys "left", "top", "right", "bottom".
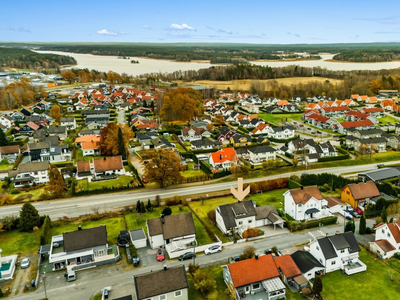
{"left": 97, "top": 29, "right": 119, "bottom": 36}
{"left": 142, "top": 25, "right": 153, "bottom": 30}
{"left": 169, "top": 23, "right": 195, "bottom": 31}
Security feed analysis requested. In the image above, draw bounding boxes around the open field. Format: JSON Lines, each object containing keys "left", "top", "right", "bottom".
{"left": 378, "top": 115, "right": 399, "bottom": 125}
{"left": 177, "top": 77, "right": 343, "bottom": 91}
{"left": 322, "top": 247, "right": 400, "bottom": 300}
{"left": 76, "top": 175, "right": 136, "bottom": 192}
{"left": 0, "top": 229, "right": 41, "bottom": 256}
{"left": 258, "top": 113, "right": 303, "bottom": 125}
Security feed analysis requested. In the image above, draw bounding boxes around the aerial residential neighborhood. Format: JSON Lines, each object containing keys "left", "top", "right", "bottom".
{"left": 2, "top": 2, "right": 400, "bottom": 299}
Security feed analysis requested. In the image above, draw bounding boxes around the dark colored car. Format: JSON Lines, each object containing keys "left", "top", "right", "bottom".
{"left": 156, "top": 249, "right": 165, "bottom": 261}
{"left": 350, "top": 211, "right": 360, "bottom": 218}
{"left": 178, "top": 252, "right": 196, "bottom": 261}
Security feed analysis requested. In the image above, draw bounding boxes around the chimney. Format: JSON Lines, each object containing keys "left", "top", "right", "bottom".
{"left": 163, "top": 265, "right": 167, "bottom": 271}
{"left": 255, "top": 254, "right": 258, "bottom": 260}
{"left": 336, "top": 231, "right": 340, "bottom": 235}
{"left": 220, "top": 155, "right": 222, "bottom": 160}
{"left": 160, "top": 214, "right": 165, "bottom": 224}
{"left": 300, "top": 186, "right": 303, "bottom": 190}
{"left": 78, "top": 225, "right": 82, "bottom": 231}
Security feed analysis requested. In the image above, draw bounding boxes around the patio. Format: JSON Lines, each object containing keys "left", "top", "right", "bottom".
{"left": 342, "top": 259, "right": 367, "bottom": 275}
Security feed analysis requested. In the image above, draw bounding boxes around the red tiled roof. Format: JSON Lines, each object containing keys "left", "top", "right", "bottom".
{"left": 289, "top": 186, "right": 323, "bottom": 205}
{"left": 93, "top": 156, "right": 123, "bottom": 172}
{"left": 274, "top": 255, "right": 301, "bottom": 278}
{"left": 362, "top": 107, "right": 383, "bottom": 113}
{"left": 210, "top": 148, "right": 238, "bottom": 164}
{"left": 387, "top": 222, "right": 400, "bottom": 243}
{"left": 359, "top": 95, "right": 368, "bottom": 100}
{"left": 374, "top": 239, "right": 396, "bottom": 252}
{"left": 26, "top": 121, "right": 39, "bottom": 130}
{"left": 343, "top": 181, "right": 380, "bottom": 200}
{"left": 339, "top": 120, "right": 374, "bottom": 128}
{"left": 322, "top": 106, "right": 350, "bottom": 112}
{"left": 351, "top": 94, "right": 359, "bottom": 99}
{"left": 277, "top": 100, "right": 289, "bottom": 106}
{"left": 77, "top": 161, "right": 90, "bottom": 173}
{"left": 368, "top": 97, "right": 378, "bottom": 102}
{"left": 228, "top": 255, "right": 279, "bottom": 287}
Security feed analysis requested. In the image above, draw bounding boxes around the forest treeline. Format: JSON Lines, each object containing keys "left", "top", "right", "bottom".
{"left": 333, "top": 51, "right": 400, "bottom": 62}
{"left": 0, "top": 48, "right": 77, "bottom": 70}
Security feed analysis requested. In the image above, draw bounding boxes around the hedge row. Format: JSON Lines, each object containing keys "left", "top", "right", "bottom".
{"left": 317, "top": 154, "right": 349, "bottom": 162}
{"left": 288, "top": 216, "right": 338, "bottom": 231}
{"left": 127, "top": 161, "right": 144, "bottom": 187}
{"left": 336, "top": 147, "right": 349, "bottom": 155}
{"left": 188, "top": 204, "right": 218, "bottom": 242}
{"left": 269, "top": 135, "right": 299, "bottom": 144}
{"left": 40, "top": 216, "right": 51, "bottom": 245}
{"left": 173, "top": 133, "right": 188, "bottom": 152}
{"left": 288, "top": 179, "right": 302, "bottom": 189}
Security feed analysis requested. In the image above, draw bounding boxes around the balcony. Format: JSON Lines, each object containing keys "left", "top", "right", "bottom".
{"left": 342, "top": 259, "right": 367, "bottom": 275}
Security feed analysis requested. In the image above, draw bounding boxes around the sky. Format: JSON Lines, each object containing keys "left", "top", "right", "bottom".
{"left": 1, "top": 0, "right": 400, "bottom": 44}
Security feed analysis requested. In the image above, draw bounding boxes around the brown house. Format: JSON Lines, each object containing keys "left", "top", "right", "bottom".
{"left": 340, "top": 181, "right": 380, "bottom": 209}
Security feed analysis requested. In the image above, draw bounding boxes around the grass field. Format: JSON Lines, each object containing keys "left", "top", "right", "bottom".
{"left": 378, "top": 115, "right": 399, "bottom": 125}
{"left": 177, "top": 77, "right": 343, "bottom": 91}
{"left": 181, "top": 163, "right": 205, "bottom": 178}
{"left": 322, "top": 247, "right": 400, "bottom": 300}
{"left": 76, "top": 175, "right": 135, "bottom": 192}
{"left": 0, "top": 229, "right": 41, "bottom": 256}
{"left": 258, "top": 113, "right": 303, "bottom": 125}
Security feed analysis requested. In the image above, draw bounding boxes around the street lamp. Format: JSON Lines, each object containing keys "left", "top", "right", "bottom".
{"left": 42, "top": 272, "right": 48, "bottom": 300}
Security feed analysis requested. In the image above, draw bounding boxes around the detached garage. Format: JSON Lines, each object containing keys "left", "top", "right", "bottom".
{"left": 129, "top": 229, "right": 147, "bottom": 249}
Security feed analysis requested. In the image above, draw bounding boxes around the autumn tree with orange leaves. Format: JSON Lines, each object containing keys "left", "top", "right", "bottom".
{"left": 61, "top": 70, "right": 76, "bottom": 84}
{"left": 160, "top": 87, "right": 203, "bottom": 121}
{"left": 99, "top": 123, "right": 134, "bottom": 157}
{"left": 141, "top": 148, "right": 183, "bottom": 187}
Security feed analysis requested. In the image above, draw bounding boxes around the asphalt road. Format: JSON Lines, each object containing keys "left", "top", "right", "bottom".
{"left": 0, "top": 160, "right": 391, "bottom": 219}
{"left": 9, "top": 217, "right": 375, "bottom": 300}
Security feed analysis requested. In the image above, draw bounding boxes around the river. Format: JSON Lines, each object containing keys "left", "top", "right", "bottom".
{"left": 36, "top": 51, "right": 400, "bottom": 76}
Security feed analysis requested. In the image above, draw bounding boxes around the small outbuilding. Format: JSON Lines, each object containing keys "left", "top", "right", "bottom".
{"left": 129, "top": 229, "right": 147, "bottom": 249}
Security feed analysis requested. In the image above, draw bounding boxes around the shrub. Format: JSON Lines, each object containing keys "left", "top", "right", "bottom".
{"left": 165, "top": 195, "right": 181, "bottom": 206}
{"left": 10, "top": 189, "right": 20, "bottom": 194}
{"left": 366, "top": 227, "right": 372, "bottom": 234}
{"left": 188, "top": 263, "right": 200, "bottom": 278}
{"left": 13, "top": 194, "right": 33, "bottom": 203}
{"left": 130, "top": 243, "right": 137, "bottom": 258}
{"left": 0, "top": 195, "right": 12, "bottom": 205}
{"left": 242, "top": 228, "right": 260, "bottom": 238}
{"left": 271, "top": 246, "right": 278, "bottom": 256}
{"left": 243, "top": 245, "right": 256, "bottom": 259}
{"left": 162, "top": 206, "right": 172, "bottom": 216}
{"left": 301, "top": 287, "right": 312, "bottom": 297}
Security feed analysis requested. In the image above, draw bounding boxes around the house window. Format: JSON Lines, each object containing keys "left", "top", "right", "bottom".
{"left": 331, "top": 261, "right": 336, "bottom": 265}
{"left": 248, "top": 220, "right": 252, "bottom": 224}
{"left": 319, "top": 259, "right": 323, "bottom": 264}
{"left": 160, "top": 295, "right": 166, "bottom": 300}
{"left": 253, "top": 283, "right": 260, "bottom": 290}
{"left": 382, "top": 229, "right": 385, "bottom": 233}
{"left": 316, "top": 246, "right": 319, "bottom": 251}
{"left": 387, "top": 233, "right": 391, "bottom": 238}
{"left": 239, "top": 221, "right": 243, "bottom": 225}
{"left": 341, "top": 249, "right": 345, "bottom": 253}
{"left": 298, "top": 204, "right": 302, "bottom": 207}
{"left": 175, "top": 290, "right": 182, "bottom": 297}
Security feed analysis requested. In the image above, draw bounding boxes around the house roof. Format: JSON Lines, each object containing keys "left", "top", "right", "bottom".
{"left": 359, "top": 168, "right": 400, "bottom": 182}
{"left": 19, "top": 161, "right": 50, "bottom": 173}
{"left": 316, "top": 232, "right": 360, "bottom": 260}
{"left": 129, "top": 228, "right": 146, "bottom": 241}
{"left": 75, "top": 135, "right": 101, "bottom": 144}
{"left": 288, "top": 186, "right": 323, "bottom": 205}
{"left": 228, "top": 255, "right": 279, "bottom": 288}
{"left": 147, "top": 212, "right": 196, "bottom": 240}
{"left": 325, "top": 197, "right": 345, "bottom": 208}
{"left": 274, "top": 255, "right": 302, "bottom": 279}
{"left": 248, "top": 145, "right": 276, "bottom": 154}
{"left": 182, "top": 126, "right": 206, "bottom": 136}
{"left": 316, "top": 236, "right": 337, "bottom": 259}
{"left": 77, "top": 161, "right": 90, "bottom": 173}
{"left": 217, "top": 200, "right": 256, "bottom": 229}
{"left": 0, "top": 145, "right": 20, "bottom": 155}
{"left": 134, "top": 266, "right": 189, "bottom": 300}
{"left": 26, "top": 121, "right": 39, "bottom": 130}
{"left": 28, "top": 142, "right": 49, "bottom": 150}
{"left": 387, "top": 221, "right": 400, "bottom": 243}
{"left": 339, "top": 120, "right": 374, "bottom": 128}
{"left": 374, "top": 239, "right": 396, "bottom": 253}
{"left": 210, "top": 148, "right": 238, "bottom": 164}
{"left": 291, "top": 250, "right": 325, "bottom": 274}
{"left": 344, "top": 181, "right": 380, "bottom": 200}
{"left": 93, "top": 156, "right": 123, "bottom": 172}
{"left": 328, "top": 234, "right": 350, "bottom": 250}
{"left": 63, "top": 225, "right": 108, "bottom": 252}
{"left": 60, "top": 116, "right": 75, "bottom": 122}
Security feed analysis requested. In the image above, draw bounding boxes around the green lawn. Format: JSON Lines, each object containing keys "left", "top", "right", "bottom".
{"left": 0, "top": 229, "right": 41, "bottom": 256}
{"left": 50, "top": 216, "right": 126, "bottom": 245}
{"left": 258, "top": 113, "right": 303, "bottom": 125}
{"left": 321, "top": 247, "right": 400, "bottom": 300}
{"left": 10, "top": 186, "right": 47, "bottom": 202}
{"left": 76, "top": 175, "right": 136, "bottom": 191}
{"left": 75, "top": 149, "right": 83, "bottom": 162}
{"left": 0, "top": 162, "right": 12, "bottom": 170}
{"left": 181, "top": 163, "right": 205, "bottom": 178}
{"left": 250, "top": 188, "right": 286, "bottom": 210}
{"left": 378, "top": 115, "right": 399, "bottom": 125}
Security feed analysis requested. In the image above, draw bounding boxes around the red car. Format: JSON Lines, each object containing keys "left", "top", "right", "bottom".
{"left": 156, "top": 249, "right": 165, "bottom": 261}
{"left": 355, "top": 207, "right": 364, "bottom": 215}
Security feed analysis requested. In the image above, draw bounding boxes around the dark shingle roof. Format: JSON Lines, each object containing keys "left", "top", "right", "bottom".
{"left": 317, "top": 237, "right": 337, "bottom": 259}
{"left": 343, "top": 231, "right": 361, "bottom": 253}
{"left": 359, "top": 167, "right": 400, "bottom": 182}
{"left": 134, "top": 266, "right": 189, "bottom": 300}
{"left": 248, "top": 145, "right": 275, "bottom": 154}
{"left": 19, "top": 161, "right": 50, "bottom": 173}
{"left": 217, "top": 200, "right": 256, "bottom": 229}
{"left": 291, "top": 250, "right": 324, "bottom": 273}
{"left": 63, "top": 225, "right": 108, "bottom": 252}
{"left": 130, "top": 229, "right": 146, "bottom": 241}
{"left": 147, "top": 212, "right": 195, "bottom": 240}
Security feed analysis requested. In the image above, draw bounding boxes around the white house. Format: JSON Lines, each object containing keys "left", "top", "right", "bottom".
{"left": 146, "top": 213, "right": 196, "bottom": 252}
{"left": 309, "top": 232, "right": 366, "bottom": 275}
{"left": 268, "top": 126, "right": 295, "bottom": 139}
{"left": 283, "top": 186, "right": 331, "bottom": 221}
{"left": 181, "top": 126, "right": 211, "bottom": 141}
{"left": 0, "top": 115, "right": 14, "bottom": 129}
{"left": 370, "top": 221, "right": 400, "bottom": 259}
{"left": 60, "top": 117, "right": 77, "bottom": 130}
{"left": 291, "top": 250, "right": 325, "bottom": 281}
{"left": 247, "top": 145, "right": 276, "bottom": 165}
{"left": 209, "top": 147, "right": 238, "bottom": 171}
{"left": 10, "top": 161, "right": 50, "bottom": 188}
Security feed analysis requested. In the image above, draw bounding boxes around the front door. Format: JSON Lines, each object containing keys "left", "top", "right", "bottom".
{"left": 245, "top": 286, "right": 250, "bottom": 294}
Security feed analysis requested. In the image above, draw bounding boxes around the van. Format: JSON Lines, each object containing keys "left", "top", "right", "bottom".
{"left": 67, "top": 270, "right": 76, "bottom": 282}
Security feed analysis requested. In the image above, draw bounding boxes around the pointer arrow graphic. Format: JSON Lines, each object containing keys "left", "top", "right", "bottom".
{"left": 231, "top": 177, "right": 250, "bottom": 201}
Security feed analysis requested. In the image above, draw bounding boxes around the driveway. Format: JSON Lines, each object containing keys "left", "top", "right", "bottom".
{"left": 117, "top": 109, "right": 125, "bottom": 125}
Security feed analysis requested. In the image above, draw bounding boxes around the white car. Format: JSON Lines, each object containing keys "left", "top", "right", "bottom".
{"left": 21, "top": 258, "right": 30, "bottom": 269}
{"left": 205, "top": 245, "right": 222, "bottom": 255}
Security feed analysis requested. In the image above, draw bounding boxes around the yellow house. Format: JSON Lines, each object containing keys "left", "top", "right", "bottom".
{"left": 230, "top": 134, "right": 252, "bottom": 147}
{"left": 340, "top": 181, "right": 380, "bottom": 208}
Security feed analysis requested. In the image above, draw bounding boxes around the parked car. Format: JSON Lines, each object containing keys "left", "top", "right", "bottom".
{"left": 343, "top": 210, "right": 353, "bottom": 220}
{"left": 141, "top": 176, "right": 148, "bottom": 183}
{"left": 205, "top": 245, "right": 222, "bottom": 255}
{"left": 21, "top": 258, "right": 30, "bottom": 269}
{"left": 156, "top": 249, "right": 165, "bottom": 261}
{"left": 355, "top": 207, "right": 364, "bottom": 215}
{"left": 349, "top": 210, "right": 360, "bottom": 218}
{"left": 178, "top": 252, "right": 196, "bottom": 261}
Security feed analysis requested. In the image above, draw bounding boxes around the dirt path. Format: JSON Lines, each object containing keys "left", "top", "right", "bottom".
{"left": 10, "top": 256, "right": 37, "bottom": 296}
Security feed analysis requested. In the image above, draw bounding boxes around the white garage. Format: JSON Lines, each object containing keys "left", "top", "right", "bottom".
{"left": 129, "top": 228, "right": 147, "bottom": 249}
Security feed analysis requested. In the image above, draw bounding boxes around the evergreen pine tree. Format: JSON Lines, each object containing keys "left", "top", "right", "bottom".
{"left": 359, "top": 213, "right": 366, "bottom": 234}
{"left": 19, "top": 202, "right": 40, "bottom": 231}
{"left": 136, "top": 200, "right": 141, "bottom": 212}
{"left": 381, "top": 206, "right": 388, "bottom": 223}
{"left": 345, "top": 221, "right": 355, "bottom": 233}
{"left": 0, "top": 129, "right": 9, "bottom": 146}
{"left": 117, "top": 127, "right": 127, "bottom": 160}
{"left": 313, "top": 276, "right": 323, "bottom": 295}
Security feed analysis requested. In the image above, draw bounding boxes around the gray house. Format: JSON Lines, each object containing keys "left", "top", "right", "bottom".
{"left": 133, "top": 265, "right": 189, "bottom": 300}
